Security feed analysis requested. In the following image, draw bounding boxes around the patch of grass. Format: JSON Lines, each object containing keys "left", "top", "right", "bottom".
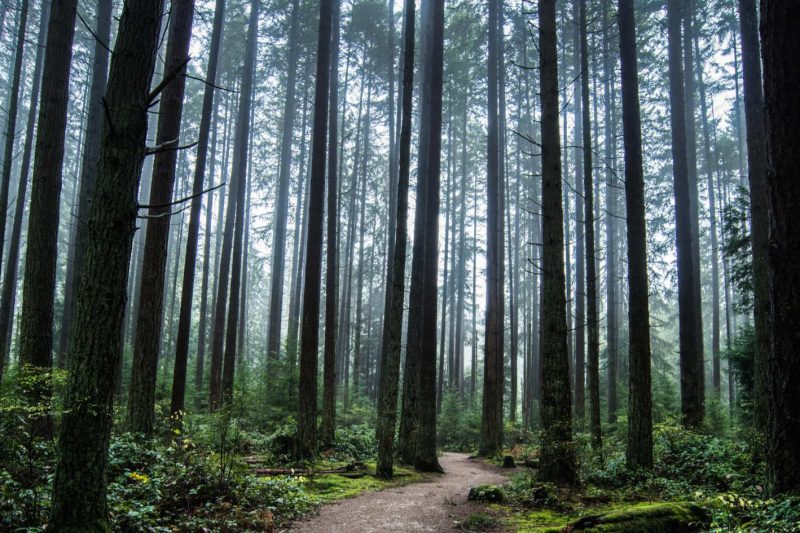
{"left": 266, "top": 463, "right": 424, "bottom": 505}
{"left": 458, "top": 512, "right": 500, "bottom": 531}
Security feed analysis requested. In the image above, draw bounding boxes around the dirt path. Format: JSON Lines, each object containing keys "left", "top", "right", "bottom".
{"left": 291, "top": 452, "right": 514, "bottom": 532}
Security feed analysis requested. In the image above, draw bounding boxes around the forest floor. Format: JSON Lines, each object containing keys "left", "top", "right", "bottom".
{"left": 290, "top": 452, "right": 516, "bottom": 532}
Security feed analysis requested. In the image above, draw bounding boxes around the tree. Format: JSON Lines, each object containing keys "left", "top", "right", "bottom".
{"left": 48, "top": 0, "right": 166, "bottom": 526}
{"left": 58, "top": 0, "right": 114, "bottom": 366}
{"left": 321, "top": 0, "right": 341, "bottom": 448}
{"left": 737, "top": 0, "right": 768, "bottom": 430}
{"left": 579, "top": 0, "right": 601, "bottom": 450}
{"left": 266, "top": 0, "right": 302, "bottom": 367}
{"left": 0, "top": 0, "right": 49, "bottom": 389}
{"left": 618, "top": 0, "right": 652, "bottom": 469}
{"left": 760, "top": 0, "right": 800, "bottom": 495}
{"left": 0, "top": 0, "right": 30, "bottom": 307}
{"left": 209, "top": 1, "right": 259, "bottom": 410}
{"left": 537, "top": 0, "right": 577, "bottom": 486}
{"left": 17, "top": 0, "right": 79, "bottom": 433}
{"left": 222, "top": 0, "right": 260, "bottom": 403}
{"left": 128, "top": 0, "right": 195, "bottom": 434}
{"left": 376, "top": 0, "right": 415, "bottom": 479}
{"left": 480, "top": 0, "right": 504, "bottom": 458}
{"left": 171, "top": 0, "right": 227, "bottom": 416}
{"left": 297, "top": 0, "right": 333, "bottom": 459}
{"left": 666, "top": 0, "right": 703, "bottom": 428}
{"left": 409, "top": 0, "right": 445, "bottom": 473}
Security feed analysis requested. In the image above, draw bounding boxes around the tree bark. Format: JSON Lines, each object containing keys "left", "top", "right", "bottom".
{"left": 411, "top": 0, "right": 444, "bottom": 473}
{"left": 48, "top": 0, "right": 164, "bottom": 526}
{"left": 128, "top": 0, "right": 195, "bottom": 433}
{"left": 760, "top": 0, "right": 800, "bottom": 495}
{"left": 580, "top": 0, "right": 601, "bottom": 451}
{"left": 221, "top": 0, "right": 259, "bottom": 404}
{"left": 375, "top": 0, "right": 414, "bottom": 479}
{"left": 618, "top": 0, "right": 652, "bottom": 469}
{"left": 171, "top": 0, "right": 226, "bottom": 416}
{"left": 666, "top": 0, "right": 703, "bottom": 428}
{"left": 537, "top": 0, "right": 577, "bottom": 486}
{"left": 17, "top": 0, "right": 79, "bottom": 434}
{"left": 738, "top": 0, "right": 769, "bottom": 431}
{"left": 297, "top": 0, "right": 333, "bottom": 458}
{"left": 0, "top": 0, "right": 48, "bottom": 389}
{"left": 266, "top": 0, "right": 302, "bottom": 366}
{"left": 321, "top": 0, "right": 341, "bottom": 447}
{"left": 480, "top": 0, "right": 504, "bottom": 458}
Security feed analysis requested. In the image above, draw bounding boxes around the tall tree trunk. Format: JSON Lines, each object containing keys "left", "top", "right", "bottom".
{"left": 760, "top": 0, "right": 800, "bottom": 495}
{"left": 0, "top": 0, "right": 30, "bottom": 306}
{"left": 266, "top": 0, "right": 302, "bottom": 366}
{"left": 0, "top": 0, "right": 49, "bottom": 389}
{"left": 667, "top": 0, "right": 703, "bottom": 428}
{"left": 321, "top": 0, "right": 341, "bottom": 446}
{"left": 683, "top": 2, "right": 704, "bottom": 383}
{"left": 209, "top": 52, "right": 250, "bottom": 410}
{"left": 538, "top": 0, "right": 577, "bottom": 486}
{"left": 58, "top": 0, "right": 112, "bottom": 367}
{"left": 48, "top": 0, "right": 164, "bottom": 526}
{"left": 172, "top": 0, "right": 226, "bottom": 416}
{"left": 572, "top": 0, "right": 585, "bottom": 425}
{"left": 618, "top": 0, "right": 652, "bottom": 469}
{"left": 297, "top": 0, "right": 333, "bottom": 458}
{"left": 738, "top": 0, "right": 768, "bottom": 431}
{"left": 221, "top": 0, "right": 258, "bottom": 404}
{"left": 128, "top": 0, "right": 195, "bottom": 433}
{"left": 410, "top": 0, "right": 444, "bottom": 473}
{"left": 693, "top": 28, "right": 721, "bottom": 397}
{"left": 480, "top": 0, "right": 504, "bottom": 457}
{"left": 603, "top": 0, "right": 618, "bottom": 425}
{"left": 376, "top": 0, "right": 415, "bottom": 479}
{"left": 286, "top": 61, "right": 313, "bottom": 401}
{"left": 17, "top": 0, "right": 79, "bottom": 434}
{"left": 580, "top": 0, "right": 601, "bottom": 450}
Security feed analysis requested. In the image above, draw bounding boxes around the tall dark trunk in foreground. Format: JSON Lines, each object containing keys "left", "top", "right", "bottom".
{"left": 537, "top": 0, "right": 577, "bottom": 486}
{"left": 128, "top": 0, "right": 195, "bottom": 434}
{"left": 58, "top": 0, "right": 113, "bottom": 367}
{"left": 480, "top": 0, "right": 504, "bottom": 457}
{"left": 222, "top": 0, "right": 259, "bottom": 403}
{"left": 666, "top": 0, "right": 703, "bottom": 428}
{"left": 0, "top": 0, "right": 48, "bottom": 389}
{"left": 171, "top": 0, "right": 226, "bottom": 416}
{"left": 48, "top": 1, "right": 164, "bottom": 527}
{"left": 320, "top": 0, "right": 341, "bottom": 447}
{"left": 760, "top": 0, "right": 800, "bottom": 495}
{"left": 17, "top": 0, "right": 78, "bottom": 431}
{"left": 579, "top": 0, "right": 601, "bottom": 451}
{"left": 410, "top": 0, "right": 444, "bottom": 473}
{"left": 376, "top": 0, "right": 415, "bottom": 479}
{"left": 266, "top": 0, "right": 302, "bottom": 366}
{"left": 618, "top": 0, "right": 652, "bottom": 469}
{"left": 297, "top": 0, "right": 333, "bottom": 459}
{"left": 738, "top": 0, "right": 768, "bottom": 431}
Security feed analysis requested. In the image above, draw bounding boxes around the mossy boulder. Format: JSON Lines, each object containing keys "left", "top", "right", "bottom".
{"left": 567, "top": 502, "right": 711, "bottom": 532}
{"left": 468, "top": 484, "right": 508, "bottom": 503}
